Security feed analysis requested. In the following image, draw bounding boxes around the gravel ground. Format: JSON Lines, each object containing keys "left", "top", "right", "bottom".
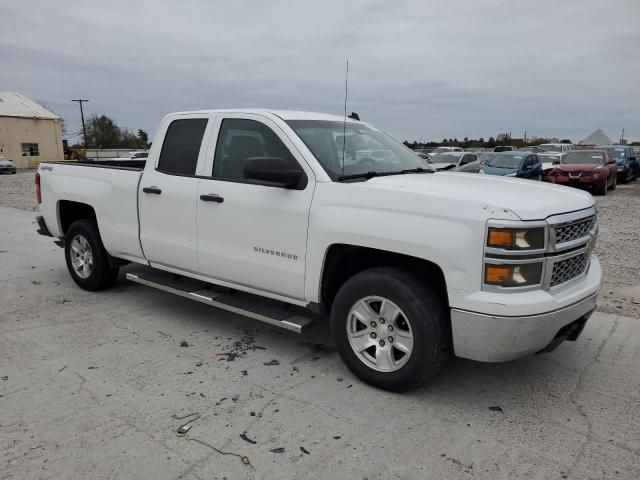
{"left": 2, "top": 170, "right": 639, "bottom": 316}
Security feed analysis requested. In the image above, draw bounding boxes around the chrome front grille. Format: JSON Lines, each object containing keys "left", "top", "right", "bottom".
{"left": 550, "top": 252, "right": 590, "bottom": 287}
{"left": 553, "top": 216, "right": 596, "bottom": 245}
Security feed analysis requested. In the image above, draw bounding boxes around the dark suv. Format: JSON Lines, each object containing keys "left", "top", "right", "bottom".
{"left": 596, "top": 145, "right": 638, "bottom": 183}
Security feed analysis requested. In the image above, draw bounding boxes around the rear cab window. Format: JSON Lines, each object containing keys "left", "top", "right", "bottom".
{"left": 157, "top": 118, "right": 208, "bottom": 175}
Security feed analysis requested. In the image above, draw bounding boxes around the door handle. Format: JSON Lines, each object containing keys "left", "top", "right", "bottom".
{"left": 200, "top": 194, "right": 224, "bottom": 203}
{"left": 142, "top": 186, "right": 162, "bottom": 194}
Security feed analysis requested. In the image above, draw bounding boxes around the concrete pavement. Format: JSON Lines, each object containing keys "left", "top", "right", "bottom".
{"left": 1, "top": 205, "right": 638, "bottom": 479}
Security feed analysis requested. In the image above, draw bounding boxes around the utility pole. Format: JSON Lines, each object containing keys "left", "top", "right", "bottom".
{"left": 71, "top": 98, "right": 89, "bottom": 147}
{"left": 620, "top": 128, "right": 625, "bottom": 144}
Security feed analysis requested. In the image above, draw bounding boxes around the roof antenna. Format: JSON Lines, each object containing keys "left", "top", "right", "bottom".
{"left": 342, "top": 59, "right": 349, "bottom": 176}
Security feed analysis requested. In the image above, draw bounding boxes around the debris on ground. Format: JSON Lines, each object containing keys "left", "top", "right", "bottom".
{"left": 227, "top": 352, "right": 237, "bottom": 362}
{"left": 263, "top": 359, "right": 280, "bottom": 366}
{"left": 300, "top": 446, "right": 310, "bottom": 454}
{"left": 270, "top": 447, "right": 285, "bottom": 453}
{"left": 180, "top": 340, "right": 189, "bottom": 348}
{"left": 489, "top": 406, "right": 504, "bottom": 413}
{"left": 57, "top": 366, "right": 67, "bottom": 372}
{"left": 240, "top": 431, "right": 257, "bottom": 444}
{"left": 196, "top": 361, "right": 203, "bottom": 367}
{"left": 172, "top": 412, "right": 201, "bottom": 436}
{"left": 241, "top": 370, "right": 248, "bottom": 376}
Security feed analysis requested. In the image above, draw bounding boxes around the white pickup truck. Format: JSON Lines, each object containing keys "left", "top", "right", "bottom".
{"left": 35, "top": 109, "right": 601, "bottom": 391}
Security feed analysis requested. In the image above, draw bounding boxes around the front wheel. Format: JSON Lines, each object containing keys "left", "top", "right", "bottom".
{"left": 330, "top": 267, "right": 451, "bottom": 392}
{"left": 64, "top": 219, "right": 119, "bottom": 291}
{"left": 609, "top": 174, "right": 617, "bottom": 190}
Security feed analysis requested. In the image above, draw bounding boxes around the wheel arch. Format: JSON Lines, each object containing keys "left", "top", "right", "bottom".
{"left": 57, "top": 200, "right": 97, "bottom": 235}
{"left": 316, "top": 244, "right": 449, "bottom": 315}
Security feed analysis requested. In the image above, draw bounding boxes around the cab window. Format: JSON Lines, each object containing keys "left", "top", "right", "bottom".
{"left": 212, "top": 118, "right": 302, "bottom": 182}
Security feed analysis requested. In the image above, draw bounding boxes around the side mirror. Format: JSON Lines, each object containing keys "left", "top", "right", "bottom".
{"left": 244, "top": 157, "right": 306, "bottom": 189}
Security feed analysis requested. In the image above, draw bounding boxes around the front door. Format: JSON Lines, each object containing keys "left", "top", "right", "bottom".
{"left": 196, "top": 114, "right": 314, "bottom": 300}
{"left": 139, "top": 115, "right": 211, "bottom": 272}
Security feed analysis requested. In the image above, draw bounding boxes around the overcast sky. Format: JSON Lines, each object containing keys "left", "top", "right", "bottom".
{"left": 1, "top": 0, "right": 639, "bottom": 143}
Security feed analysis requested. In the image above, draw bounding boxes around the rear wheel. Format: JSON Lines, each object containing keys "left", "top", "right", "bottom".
{"left": 330, "top": 267, "right": 450, "bottom": 392}
{"left": 64, "top": 219, "right": 119, "bottom": 291}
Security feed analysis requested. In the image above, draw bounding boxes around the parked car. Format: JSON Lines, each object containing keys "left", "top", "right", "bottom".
{"left": 595, "top": 145, "right": 638, "bottom": 183}
{"left": 113, "top": 151, "right": 149, "bottom": 161}
{"left": 35, "top": 108, "right": 600, "bottom": 392}
{"left": 430, "top": 152, "right": 477, "bottom": 171}
{"left": 538, "top": 143, "right": 574, "bottom": 154}
{"left": 415, "top": 152, "right": 431, "bottom": 161}
{"left": 517, "top": 146, "right": 548, "bottom": 153}
{"left": 476, "top": 152, "right": 496, "bottom": 165}
{"left": 454, "top": 160, "right": 483, "bottom": 173}
{"left": 493, "top": 146, "right": 513, "bottom": 152}
{"left": 0, "top": 154, "right": 17, "bottom": 174}
{"left": 413, "top": 147, "right": 435, "bottom": 154}
{"left": 430, "top": 146, "right": 463, "bottom": 154}
{"left": 480, "top": 152, "right": 543, "bottom": 180}
{"left": 547, "top": 150, "right": 617, "bottom": 195}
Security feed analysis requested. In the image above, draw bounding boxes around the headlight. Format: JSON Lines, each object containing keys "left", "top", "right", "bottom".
{"left": 487, "top": 227, "right": 545, "bottom": 250}
{"left": 484, "top": 262, "right": 543, "bottom": 287}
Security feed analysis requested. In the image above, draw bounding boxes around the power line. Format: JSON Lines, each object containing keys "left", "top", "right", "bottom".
{"left": 71, "top": 99, "right": 89, "bottom": 147}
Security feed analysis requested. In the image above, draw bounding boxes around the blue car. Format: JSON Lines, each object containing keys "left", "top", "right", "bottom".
{"left": 596, "top": 145, "right": 638, "bottom": 183}
{"left": 480, "top": 152, "right": 543, "bottom": 180}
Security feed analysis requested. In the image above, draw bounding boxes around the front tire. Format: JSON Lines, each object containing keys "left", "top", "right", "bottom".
{"left": 330, "top": 267, "right": 451, "bottom": 392}
{"left": 609, "top": 174, "right": 617, "bottom": 190}
{"left": 64, "top": 219, "right": 119, "bottom": 291}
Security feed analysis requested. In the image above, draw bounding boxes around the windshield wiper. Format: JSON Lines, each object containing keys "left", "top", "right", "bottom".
{"left": 337, "top": 167, "right": 432, "bottom": 182}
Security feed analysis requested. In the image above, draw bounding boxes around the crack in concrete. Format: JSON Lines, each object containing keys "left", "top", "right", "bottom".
{"left": 562, "top": 319, "right": 619, "bottom": 479}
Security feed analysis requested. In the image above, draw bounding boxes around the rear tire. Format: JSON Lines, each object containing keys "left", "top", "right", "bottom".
{"left": 64, "top": 219, "right": 119, "bottom": 291}
{"left": 330, "top": 267, "right": 451, "bottom": 392}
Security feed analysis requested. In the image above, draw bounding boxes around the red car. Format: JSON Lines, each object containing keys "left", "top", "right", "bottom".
{"left": 547, "top": 150, "right": 617, "bottom": 195}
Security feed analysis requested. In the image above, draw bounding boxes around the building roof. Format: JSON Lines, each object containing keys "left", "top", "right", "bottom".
{"left": 0, "top": 91, "right": 60, "bottom": 120}
{"left": 579, "top": 129, "right": 611, "bottom": 145}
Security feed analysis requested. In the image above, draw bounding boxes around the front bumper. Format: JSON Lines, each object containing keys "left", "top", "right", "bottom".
{"left": 549, "top": 175, "right": 601, "bottom": 189}
{"left": 0, "top": 167, "right": 16, "bottom": 174}
{"left": 451, "top": 291, "right": 598, "bottom": 362}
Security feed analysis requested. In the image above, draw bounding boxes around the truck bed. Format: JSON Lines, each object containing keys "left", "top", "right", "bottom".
{"left": 57, "top": 159, "right": 147, "bottom": 170}
{"left": 38, "top": 161, "right": 146, "bottom": 263}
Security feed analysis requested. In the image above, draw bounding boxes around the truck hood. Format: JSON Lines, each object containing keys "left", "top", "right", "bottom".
{"left": 363, "top": 172, "right": 594, "bottom": 221}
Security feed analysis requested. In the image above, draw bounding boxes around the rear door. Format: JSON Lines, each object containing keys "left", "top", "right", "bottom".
{"left": 196, "top": 113, "right": 315, "bottom": 300}
{"left": 139, "top": 114, "right": 213, "bottom": 272}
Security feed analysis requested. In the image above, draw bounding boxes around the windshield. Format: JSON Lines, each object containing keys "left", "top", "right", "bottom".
{"left": 562, "top": 152, "right": 604, "bottom": 165}
{"left": 487, "top": 154, "right": 524, "bottom": 169}
{"left": 431, "top": 153, "right": 461, "bottom": 164}
{"left": 539, "top": 144, "right": 562, "bottom": 153}
{"left": 598, "top": 147, "right": 627, "bottom": 159}
{"left": 286, "top": 120, "right": 425, "bottom": 179}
